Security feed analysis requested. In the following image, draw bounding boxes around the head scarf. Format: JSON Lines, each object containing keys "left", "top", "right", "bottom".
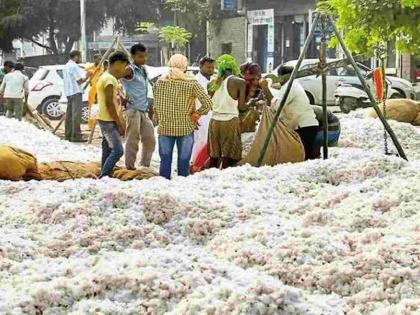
{"left": 162, "top": 54, "right": 192, "bottom": 81}
{"left": 210, "top": 54, "right": 241, "bottom": 92}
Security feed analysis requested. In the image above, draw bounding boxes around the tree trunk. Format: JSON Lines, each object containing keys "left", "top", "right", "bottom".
{"left": 47, "top": 9, "right": 58, "bottom": 54}
{"left": 64, "top": 37, "right": 76, "bottom": 54}
{"left": 48, "top": 26, "right": 58, "bottom": 54}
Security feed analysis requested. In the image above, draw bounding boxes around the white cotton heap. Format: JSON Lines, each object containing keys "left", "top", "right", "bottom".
{"left": 0, "top": 117, "right": 101, "bottom": 163}
{"left": 0, "top": 114, "right": 419, "bottom": 313}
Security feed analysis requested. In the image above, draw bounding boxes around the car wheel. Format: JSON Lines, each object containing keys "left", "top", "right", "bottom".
{"left": 81, "top": 103, "right": 89, "bottom": 124}
{"left": 390, "top": 92, "right": 404, "bottom": 99}
{"left": 339, "top": 97, "right": 358, "bottom": 114}
{"left": 42, "top": 97, "right": 64, "bottom": 120}
{"left": 306, "top": 92, "right": 315, "bottom": 105}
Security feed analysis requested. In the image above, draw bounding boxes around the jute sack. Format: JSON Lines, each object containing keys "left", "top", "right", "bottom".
{"left": 0, "top": 146, "right": 39, "bottom": 181}
{"left": 112, "top": 168, "right": 157, "bottom": 181}
{"left": 368, "top": 99, "right": 420, "bottom": 125}
{"left": 239, "top": 107, "right": 305, "bottom": 166}
{"left": 37, "top": 162, "right": 156, "bottom": 181}
{"left": 239, "top": 108, "right": 260, "bottom": 133}
{"left": 413, "top": 112, "right": 420, "bottom": 126}
{"left": 37, "top": 162, "right": 101, "bottom": 181}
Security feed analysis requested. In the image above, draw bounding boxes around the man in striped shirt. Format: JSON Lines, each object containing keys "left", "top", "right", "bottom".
{"left": 153, "top": 54, "right": 212, "bottom": 179}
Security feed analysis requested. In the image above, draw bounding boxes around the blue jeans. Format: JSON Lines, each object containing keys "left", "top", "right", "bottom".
{"left": 159, "top": 133, "right": 194, "bottom": 179}
{"left": 98, "top": 121, "right": 124, "bottom": 178}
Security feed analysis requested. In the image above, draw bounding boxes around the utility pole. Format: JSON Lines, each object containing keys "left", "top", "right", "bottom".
{"left": 80, "top": 0, "right": 87, "bottom": 62}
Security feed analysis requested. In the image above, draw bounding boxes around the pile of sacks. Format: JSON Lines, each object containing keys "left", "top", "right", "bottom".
{"left": 368, "top": 99, "right": 420, "bottom": 125}
{"left": 0, "top": 146, "right": 156, "bottom": 182}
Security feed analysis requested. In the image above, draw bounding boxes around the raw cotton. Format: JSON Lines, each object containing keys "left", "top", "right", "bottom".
{"left": 0, "top": 115, "right": 419, "bottom": 314}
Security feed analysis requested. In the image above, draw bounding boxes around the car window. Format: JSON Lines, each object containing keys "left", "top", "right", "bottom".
{"left": 31, "top": 68, "right": 49, "bottom": 81}
{"left": 56, "top": 70, "right": 64, "bottom": 79}
{"left": 46, "top": 69, "right": 64, "bottom": 83}
{"left": 336, "top": 66, "right": 356, "bottom": 77}
{"left": 300, "top": 64, "right": 315, "bottom": 70}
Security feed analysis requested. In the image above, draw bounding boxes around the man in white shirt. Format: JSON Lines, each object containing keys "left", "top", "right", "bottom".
{"left": 63, "top": 50, "right": 90, "bottom": 142}
{"left": 260, "top": 65, "right": 320, "bottom": 160}
{"left": 191, "top": 57, "right": 215, "bottom": 161}
{"left": 0, "top": 62, "right": 29, "bottom": 121}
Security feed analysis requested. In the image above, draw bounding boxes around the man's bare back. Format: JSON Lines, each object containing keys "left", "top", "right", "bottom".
{"left": 226, "top": 76, "right": 247, "bottom": 112}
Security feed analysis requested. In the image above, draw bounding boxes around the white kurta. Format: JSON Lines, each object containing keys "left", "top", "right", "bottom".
{"left": 191, "top": 72, "right": 211, "bottom": 161}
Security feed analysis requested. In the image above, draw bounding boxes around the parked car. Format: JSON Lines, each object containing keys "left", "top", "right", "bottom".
{"left": 272, "top": 59, "right": 416, "bottom": 106}
{"left": 28, "top": 64, "right": 90, "bottom": 120}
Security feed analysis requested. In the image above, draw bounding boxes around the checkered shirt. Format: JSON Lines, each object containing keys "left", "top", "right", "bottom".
{"left": 153, "top": 79, "right": 212, "bottom": 136}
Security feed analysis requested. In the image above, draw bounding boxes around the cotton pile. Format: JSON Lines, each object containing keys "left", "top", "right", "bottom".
{"left": 0, "top": 117, "right": 100, "bottom": 163}
{"left": 0, "top": 114, "right": 419, "bottom": 314}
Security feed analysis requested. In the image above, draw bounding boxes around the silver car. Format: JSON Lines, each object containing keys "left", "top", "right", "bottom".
{"left": 273, "top": 59, "right": 416, "bottom": 105}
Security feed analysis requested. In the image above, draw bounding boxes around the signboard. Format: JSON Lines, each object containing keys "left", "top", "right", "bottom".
{"left": 247, "top": 9, "right": 275, "bottom": 72}
{"left": 247, "top": 9, "right": 274, "bottom": 26}
{"left": 221, "top": 0, "right": 237, "bottom": 11}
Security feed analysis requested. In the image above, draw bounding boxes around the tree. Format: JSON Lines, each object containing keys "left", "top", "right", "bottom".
{"left": 0, "top": 0, "right": 21, "bottom": 52}
{"left": 0, "top": 0, "right": 163, "bottom": 55}
{"left": 159, "top": 25, "right": 192, "bottom": 55}
{"left": 0, "top": 0, "right": 107, "bottom": 55}
{"left": 104, "top": 0, "right": 162, "bottom": 34}
{"left": 321, "top": 0, "right": 420, "bottom": 56}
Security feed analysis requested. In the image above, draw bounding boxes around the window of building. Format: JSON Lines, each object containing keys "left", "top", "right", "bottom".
{"left": 222, "top": 43, "right": 233, "bottom": 55}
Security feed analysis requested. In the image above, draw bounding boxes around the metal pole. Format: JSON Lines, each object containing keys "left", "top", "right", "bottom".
{"left": 80, "top": 0, "right": 87, "bottom": 62}
{"left": 320, "top": 15, "right": 328, "bottom": 159}
{"left": 328, "top": 15, "right": 408, "bottom": 160}
{"left": 257, "top": 13, "right": 321, "bottom": 166}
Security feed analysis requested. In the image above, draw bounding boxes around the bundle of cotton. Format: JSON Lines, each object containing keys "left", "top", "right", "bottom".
{"left": 142, "top": 192, "right": 177, "bottom": 224}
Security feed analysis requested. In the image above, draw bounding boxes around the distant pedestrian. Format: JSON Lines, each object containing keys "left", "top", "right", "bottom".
{"left": 191, "top": 57, "right": 215, "bottom": 161}
{"left": 153, "top": 54, "right": 212, "bottom": 179}
{"left": 121, "top": 43, "right": 156, "bottom": 170}
{"left": 86, "top": 54, "right": 104, "bottom": 129}
{"left": 96, "top": 51, "right": 130, "bottom": 178}
{"left": 63, "top": 50, "right": 90, "bottom": 142}
{"left": 0, "top": 62, "right": 29, "bottom": 121}
{"left": 208, "top": 54, "right": 247, "bottom": 169}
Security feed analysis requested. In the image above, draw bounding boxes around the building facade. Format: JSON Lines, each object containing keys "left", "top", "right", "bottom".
{"left": 209, "top": 0, "right": 321, "bottom": 72}
{"left": 209, "top": 0, "right": 418, "bottom": 81}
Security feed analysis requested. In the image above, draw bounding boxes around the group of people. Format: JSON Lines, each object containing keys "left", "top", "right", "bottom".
{"left": 89, "top": 43, "right": 333, "bottom": 179}
{"left": 2, "top": 42, "right": 337, "bottom": 180}
{"left": 0, "top": 61, "right": 29, "bottom": 121}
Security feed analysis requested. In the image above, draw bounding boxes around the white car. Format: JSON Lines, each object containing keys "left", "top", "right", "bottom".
{"left": 28, "top": 65, "right": 90, "bottom": 121}
{"left": 273, "top": 59, "right": 416, "bottom": 105}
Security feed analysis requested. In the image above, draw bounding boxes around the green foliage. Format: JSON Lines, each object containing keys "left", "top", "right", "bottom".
{"left": 324, "top": 0, "right": 420, "bottom": 56}
{"left": 158, "top": 25, "right": 192, "bottom": 51}
{"left": 164, "top": 0, "right": 220, "bottom": 38}
{"left": 104, "top": 0, "right": 161, "bottom": 34}
{"left": 135, "top": 22, "right": 157, "bottom": 35}
{"left": 0, "top": 0, "right": 162, "bottom": 54}
{"left": 0, "top": 0, "right": 21, "bottom": 52}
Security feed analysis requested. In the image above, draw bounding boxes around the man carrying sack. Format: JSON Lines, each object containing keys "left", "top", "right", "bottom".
{"left": 260, "top": 65, "right": 320, "bottom": 160}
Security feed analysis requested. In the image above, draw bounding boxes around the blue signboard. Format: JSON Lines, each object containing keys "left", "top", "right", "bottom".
{"left": 221, "top": 0, "right": 237, "bottom": 11}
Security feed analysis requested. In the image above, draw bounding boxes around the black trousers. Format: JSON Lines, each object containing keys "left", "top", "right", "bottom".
{"left": 296, "top": 126, "right": 319, "bottom": 160}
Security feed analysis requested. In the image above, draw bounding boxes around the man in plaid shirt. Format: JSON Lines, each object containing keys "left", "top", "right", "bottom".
{"left": 153, "top": 54, "right": 212, "bottom": 179}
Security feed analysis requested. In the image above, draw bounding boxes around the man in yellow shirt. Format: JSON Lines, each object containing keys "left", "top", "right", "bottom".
{"left": 86, "top": 54, "right": 104, "bottom": 129}
{"left": 96, "top": 51, "right": 129, "bottom": 178}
